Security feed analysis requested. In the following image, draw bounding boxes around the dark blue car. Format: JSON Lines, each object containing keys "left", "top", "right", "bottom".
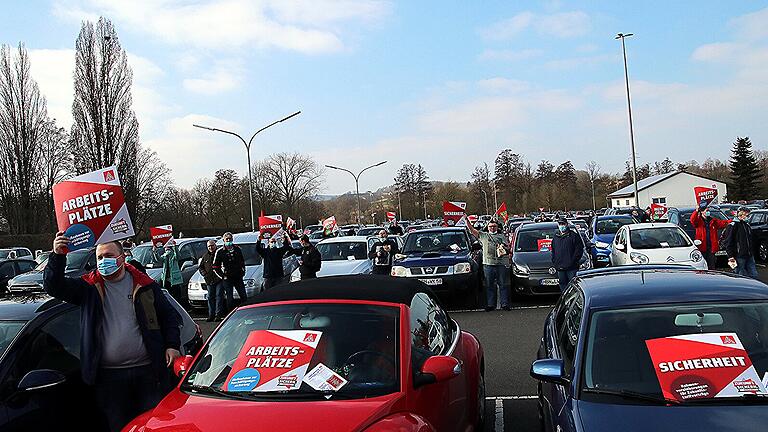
{"left": 589, "top": 215, "right": 634, "bottom": 267}
{"left": 531, "top": 266, "right": 768, "bottom": 432}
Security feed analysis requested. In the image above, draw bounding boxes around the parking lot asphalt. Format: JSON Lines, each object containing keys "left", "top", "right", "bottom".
{"left": 192, "top": 265, "right": 768, "bottom": 431}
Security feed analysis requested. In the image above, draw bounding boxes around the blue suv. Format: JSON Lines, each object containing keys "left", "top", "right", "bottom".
{"left": 589, "top": 215, "right": 634, "bottom": 267}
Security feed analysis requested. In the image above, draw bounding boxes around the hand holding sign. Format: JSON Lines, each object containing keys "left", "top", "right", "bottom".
{"left": 53, "top": 231, "right": 69, "bottom": 255}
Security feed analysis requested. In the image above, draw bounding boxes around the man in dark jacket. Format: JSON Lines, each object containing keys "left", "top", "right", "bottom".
{"left": 198, "top": 239, "right": 223, "bottom": 321}
{"left": 691, "top": 203, "right": 731, "bottom": 269}
{"left": 369, "top": 230, "right": 400, "bottom": 275}
{"left": 44, "top": 232, "right": 182, "bottom": 432}
{"left": 388, "top": 220, "right": 404, "bottom": 236}
{"left": 726, "top": 207, "right": 758, "bottom": 278}
{"left": 256, "top": 232, "right": 292, "bottom": 289}
{"left": 292, "top": 235, "right": 322, "bottom": 280}
{"left": 213, "top": 232, "right": 247, "bottom": 310}
{"left": 551, "top": 218, "right": 585, "bottom": 292}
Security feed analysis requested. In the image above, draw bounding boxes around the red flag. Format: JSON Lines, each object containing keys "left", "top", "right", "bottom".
{"left": 496, "top": 202, "right": 509, "bottom": 223}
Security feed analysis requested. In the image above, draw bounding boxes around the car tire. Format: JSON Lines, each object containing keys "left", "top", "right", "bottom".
{"left": 476, "top": 370, "right": 486, "bottom": 430}
{"left": 759, "top": 241, "right": 768, "bottom": 263}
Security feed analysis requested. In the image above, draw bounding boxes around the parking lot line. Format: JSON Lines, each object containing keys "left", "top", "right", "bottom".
{"left": 494, "top": 398, "right": 504, "bottom": 432}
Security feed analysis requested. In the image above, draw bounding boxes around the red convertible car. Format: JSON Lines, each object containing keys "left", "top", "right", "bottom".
{"left": 124, "top": 275, "right": 485, "bottom": 432}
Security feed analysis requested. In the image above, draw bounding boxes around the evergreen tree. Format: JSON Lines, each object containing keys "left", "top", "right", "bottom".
{"left": 729, "top": 136, "right": 762, "bottom": 201}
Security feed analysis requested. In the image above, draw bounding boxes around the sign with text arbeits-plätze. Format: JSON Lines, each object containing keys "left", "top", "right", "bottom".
{"left": 53, "top": 166, "right": 134, "bottom": 251}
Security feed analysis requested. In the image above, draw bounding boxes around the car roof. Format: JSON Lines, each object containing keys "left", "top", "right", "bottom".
{"left": 318, "top": 235, "right": 369, "bottom": 244}
{"left": 624, "top": 222, "right": 678, "bottom": 229}
{"left": 136, "top": 237, "right": 214, "bottom": 247}
{"left": 595, "top": 214, "right": 634, "bottom": 221}
{"left": 0, "top": 294, "right": 64, "bottom": 320}
{"left": 518, "top": 222, "right": 559, "bottom": 230}
{"left": 577, "top": 268, "right": 768, "bottom": 310}
{"left": 247, "top": 274, "right": 435, "bottom": 306}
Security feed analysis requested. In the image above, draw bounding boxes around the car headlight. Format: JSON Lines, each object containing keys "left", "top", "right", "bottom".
{"left": 690, "top": 250, "right": 703, "bottom": 262}
{"left": 453, "top": 262, "right": 471, "bottom": 274}
{"left": 189, "top": 282, "right": 202, "bottom": 291}
{"left": 579, "top": 259, "right": 592, "bottom": 270}
{"left": 244, "top": 279, "right": 256, "bottom": 288}
{"left": 391, "top": 266, "right": 411, "bottom": 277}
{"left": 595, "top": 241, "right": 610, "bottom": 249}
{"left": 630, "top": 252, "right": 649, "bottom": 264}
{"left": 512, "top": 263, "right": 529, "bottom": 276}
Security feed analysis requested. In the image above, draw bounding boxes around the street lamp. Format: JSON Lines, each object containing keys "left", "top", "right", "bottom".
{"left": 193, "top": 110, "right": 301, "bottom": 231}
{"left": 325, "top": 161, "right": 387, "bottom": 227}
{"left": 481, "top": 189, "right": 489, "bottom": 215}
{"left": 616, "top": 32, "right": 639, "bottom": 207}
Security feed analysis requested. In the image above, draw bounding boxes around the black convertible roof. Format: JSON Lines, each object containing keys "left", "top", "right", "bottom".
{"left": 247, "top": 275, "right": 434, "bottom": 306}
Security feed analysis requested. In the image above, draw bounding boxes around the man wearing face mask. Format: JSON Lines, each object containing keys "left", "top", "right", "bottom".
{"left": 43, "top": 232, "right": 182, "bottom": 432}
{"left": 198, "top": 239, "right": 223, "bottom": 322}
{"left": 467, "top": 218, "right": 511, "bottom": 311}
{"left": 725, "top": 207, "right": 758, "bottom": 278}
{"left": 256, "top": 231, "right": 292, "bottom": 290}
{"left": 213, "top": 232, "right": 247, "bottom": 310}
{"left": 551, "top": 218, "right": 585, "bottom": 292}
{"left": 369, "top": 230, "right": 400, "bottom": 275}
{"left": 291, "top": 235, "right": 322, "bottom": 280}
{"left": 691, "top": 202, "right": 731, "bottom": 269}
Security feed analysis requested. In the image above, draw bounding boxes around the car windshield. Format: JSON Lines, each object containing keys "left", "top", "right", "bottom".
{"left": 0, "top": 250, "right": 11, "bottom": 259}
{"left": 595, "top": 218, "right": 633, "bottom": 235}
{"left": 131, "top": 245, "right": 162, "bottom": 267}
{"left": 317, "top": 242, "right": 368, "bottom": 261}
{"left": 402, "top": 231, "right": 468, "bottom": 253}
{"left": 629, "top": 227, "right": 692, "bottom": 249}
{"left": 583, "top": 302, "right": 768, "bottom": 403}
{"left": 309, "top": 231, "right": 325, "bottom": 239}
{"left": 0, "top": 320, "right": 26, "bottom": 357}
{"left": 182, "top": 303, "right": 399, "bottom": 400}
{"left": 515, "top": 228, "right": 558, "bottom": 252}
{"left": 64, "top": 250, "right": 91, "bottom": 272}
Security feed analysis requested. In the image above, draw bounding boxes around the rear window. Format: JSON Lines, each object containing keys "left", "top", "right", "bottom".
{"left": 515, "top": 228, "right": 559, "bottom": 252}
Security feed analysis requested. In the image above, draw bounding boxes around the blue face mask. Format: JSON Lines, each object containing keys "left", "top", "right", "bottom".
{"left": 224, "top": 241, "right": 233, "bottom": 247}
{"left": 558, "top": 225, "right": 568, "bottom": 233}
{"left": 97, "top": 257, "right": 121, "bottom": 277}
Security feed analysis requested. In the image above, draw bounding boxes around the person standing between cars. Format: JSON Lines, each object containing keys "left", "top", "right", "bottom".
{"left": 198, "top": 239, "right": 224, "bottom": 322}
{"left": 155, "top": 242, "right": 187, "bottom": 309}
{"left": 291, "top": 234, "right": 322, "bottom": 280}
{"left": 388, "top": 220, "right": 404, "bottom": 236}
{"left": 43, "top": 233, "right": 181, "bottom": 432}
{"left": 467, "top": 218, "right": 511, "bottom": 312}
{"left": 691, "top": 202, "right": 731, "bottom": 269}
{"left": 726, "top": 207, "right": 759, "bottom": 279}
{"left": 256, "top": 232, "right": 292, "bottom": 289}
{"left": 369, "top": 230, "right": 400, "bottom": 275}
{"left": 631, "top": 208, "right": 649, "bottom": 223}
{"left": 551, "top": 218, "right": 585, "bottom": 292}
{"left": 213, "top": 232, "right": 247, "bottom": 310}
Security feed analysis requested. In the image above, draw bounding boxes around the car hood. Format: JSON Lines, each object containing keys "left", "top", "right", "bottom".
{"left": 592, "top": 233, "right": 615, "bottom": 245}
{"left": 636, "top": 246, "right": 696, "bottom": 263}
{"left": 396, "top": 252, "right": 470, "bottom": 267}
{"left": 512, "top": 251, "right": 555, "bottom": 270}
{"left": 132, "top": 391, "right": 403, "bottom": 431}
{"left": 577, "top": 400, "right": 768, "bottom": 431}
{"left": 317, "top": 259, "right": 371, "bottom": 277}
{"left": 9, "top": 270, "right": 43, "bottom": 285}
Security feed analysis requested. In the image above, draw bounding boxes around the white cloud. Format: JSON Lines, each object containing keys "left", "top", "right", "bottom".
{"left": 730, "top": 6, "right": 768, "bottom": 41}
{"left": 183, "top": 62, "right": 242, "bottom": 95}
{"left": 481, "top": 11, "right": 590, "bottom": 40}
{"left": 53, "top": 0, "right": 391, "bottom": 54}
{"left": 478, "top": 48, "right": 542, "bottom": 62}
{"left": 477, "top": 78, "right": 529, "bottom": 93}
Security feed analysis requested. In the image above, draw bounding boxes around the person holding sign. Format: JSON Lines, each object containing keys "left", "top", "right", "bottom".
{"left": 43, "top": 233, "right": 182, "bottom": 432}
{"left": 725, "top": 207, "right": 758, "bottom": 279}
{"left": 256, "top": 231, "right": 292, "bottom": 290}
{"left": 213, "top": 232, "right": 247, "bottom": 310}
{"left": 154, "top": 242, "right": 187, "bottom": 309}
{"left": 368, "top": 230, "right": 399, "bottom": 275}
{"left": 691, "top": 202, "right": 731, "bottom": 269}
{"left": 467, "top": 218, "right": 511, "bottom": 311}
{"left": 551, "top": 218, "right": 585, "bottom": 292}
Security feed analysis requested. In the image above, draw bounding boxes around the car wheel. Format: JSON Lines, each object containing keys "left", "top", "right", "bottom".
{"left": 476, "top": 370, "right": 486, "bottom": 430}
{"left": 760, "top": 241, "right": 768, "bottom": 263}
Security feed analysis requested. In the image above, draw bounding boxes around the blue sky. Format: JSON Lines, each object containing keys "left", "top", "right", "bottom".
{"left": 3, "top": 1, "right": 768, "bottom": 194}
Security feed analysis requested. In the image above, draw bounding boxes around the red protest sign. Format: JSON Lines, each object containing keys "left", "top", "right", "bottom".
{"left": 224, "top": 330, "right": 322, "bottom": 392}
{"left": 467, "top": 214, "right": 478, "bottom": 224}
{"left": 537, "top": 239, "right": 553, "bottom": 251}
{"left": 322, "top": 216, "right": 337, "bottom": 234}
{"left": 386, "top": 211, "right": 397, "bottom": 222}
{"left": 694, "top": 186, "right": 718, "bottom": 208}
{"left": 258, "top": 214, "right": 283, "bottom": 238}
{"left": 52, "top": 166, "right": 134, "bottom": 251}
{"left": 650, "top": 203, "right": 668, "bottom": 220}
{"left": 645, "top": 333, "right": 767, "bottom": 401}
{"left": 443, "top": 201, "right": 466, "bottom": 226}
{"left": 150, "top": 225, "right": 173, "bottom": 247}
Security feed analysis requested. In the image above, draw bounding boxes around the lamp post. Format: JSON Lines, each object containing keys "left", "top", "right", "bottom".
{"left": 616, "top": 32, "right": 639, "bottom": 207}
{"left": 194, "top": 110, "right": 301, "bottom": 231}
{"left": 481, "top": 190, "right": 489, "bottom": 215}
{"left": 492, "top": 180, "right": 499, "bottom": 214}
{"left": 325, "top": 161, "right": 387, "bottom": 227}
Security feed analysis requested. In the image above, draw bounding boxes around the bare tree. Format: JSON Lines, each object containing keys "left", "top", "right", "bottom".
{"left": 250, "top": 160, "right": 279, "bottom": 213}
{"left": 69, "top": 17, "right": 140, "bottom": 214}
{"left": 264, "top": 152, "right": 324, "bottom": 215}
{"left": 38, "top": 120, "right": 71, "bottom": 230}
{"left": 132, "top": 147, "right": 173, "bottom": 233}
{"left": 0, "top": 43, "right": 49, "bottom": 233}
{"left": 585, "top": 161, "right": 600, "bottom": 211}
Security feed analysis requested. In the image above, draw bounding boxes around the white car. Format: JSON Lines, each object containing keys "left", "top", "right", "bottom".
{"left": 609, "top": 222, "right": 707, "bottom": 270}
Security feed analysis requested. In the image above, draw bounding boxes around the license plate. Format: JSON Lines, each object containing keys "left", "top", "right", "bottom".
{"left": 715, "top": 251, "right": 727, "bottom": 256}
{"left": 541, "top": 279, "right": 560, "bottom": 286}
{"left": 419, "top": 278, "right": 443, "bottom": 286}
{"left": 597, "top": 256, "right": 609, "bottom": 262}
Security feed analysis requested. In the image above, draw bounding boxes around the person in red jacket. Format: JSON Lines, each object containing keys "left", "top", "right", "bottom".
{"left": 690, "top": 203, "right": 731, "bottom": 269}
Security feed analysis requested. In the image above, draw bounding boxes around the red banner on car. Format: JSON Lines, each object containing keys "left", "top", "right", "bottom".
{"left": 694, "top": 186, "right": 718, "bottom": 208}
{"left": 646, "top": 332, "right": 767, "bottom": 401}
{"left": 258, "top": 214, "right": 283, "bottom": 238}
{"left": 52, "top": 166, "right": 135, "bottom": 251}
{"left": 443, "top": 201, "right": 466, "bottom": 226}
{"left": 537, "top": 239, "right": 553, "bottom": 252}
{"left": 150, "top": 225, "right": 173, "bottom": 247}
{"left": 224, "top": 330, "right": 322, "bottom": 392}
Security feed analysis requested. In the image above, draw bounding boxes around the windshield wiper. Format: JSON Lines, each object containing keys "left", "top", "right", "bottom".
{"left": 182, "top": 384, "right": 263, "bottom": 401}
{"left": 582, "top": 387, "right": 680, "bottom": 405}
{"left": 681, "top": 393, "right": 768, "bottom": 405}
{"left": 182, "top": 384, "right": 351, "bottom": 401}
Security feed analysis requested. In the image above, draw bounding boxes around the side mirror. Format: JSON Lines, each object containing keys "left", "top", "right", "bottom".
{"left": 471, "top": 242, "right": 482, "bottom": 252}
{"left": 18, "top": 369, "right": 66, "bottom": 392}
{"left": 693, "top": 239, "right": 702, "bottom": 246}
{"left": 615, "top": 243, "right": 626, "bottom": 251}
{"left": 180, "top": 260, "right": 194, "bottom": 271}
{"left": 415, "top": 356, "right": 461, "bottom": 387}
{"left": 173, "top": 355, "right": 194, "bottom": 377}
{"left": 530, "top": 359, "right": 569, "bottom": 386}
